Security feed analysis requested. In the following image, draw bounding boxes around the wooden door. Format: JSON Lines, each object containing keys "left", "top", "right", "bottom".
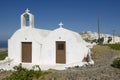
{"left": 22, "top": 42, "right": 32, "bottom": 62}
{"left": 56, "top": 41, "right": 66, "bottom": 64}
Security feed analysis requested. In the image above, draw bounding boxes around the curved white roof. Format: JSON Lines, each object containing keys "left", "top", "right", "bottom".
{"left": 10, "top": 27, "right": 51, "bottom": 43}
{"left": 48, "top": 27, "right": 88, "bottom": 46}
{"left": 10, "top": 26, "right": 89, "bottom": 47}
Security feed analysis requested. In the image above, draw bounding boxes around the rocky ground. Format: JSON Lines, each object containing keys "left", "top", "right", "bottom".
{"left": 0, "top": 45, "right": 120, "bottom": 80}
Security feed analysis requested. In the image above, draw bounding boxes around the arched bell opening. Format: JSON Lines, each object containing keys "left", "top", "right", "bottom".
{"left": 21, "top": 9, "right": 34, "bottom": 28}
{"left": 23, "top": 14, "right": 30, "bottom": 27}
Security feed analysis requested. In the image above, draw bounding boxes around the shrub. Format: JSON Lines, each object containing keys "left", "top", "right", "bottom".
{"left": 97, "top": 37, "right": 104, "bottom": 44}
{"left": 92, "top": 39, "right": 97, "bottom": 43}
{"left": 111, "top": 57, "right": 120, "bottom": 69}
{"left": 0, "top": 51, "right": 8, "bottom": 60}
{"left": 108, "top": 43, "right": 120, "bottom": 50}
{"left": 107, "top": 36, "right": 112, "bottom": 43}
{"left": 2, "top": 64, "right": 51, "bottom": 80}
{"left": 74, "top": 65, "right": 79, "bottom": 68}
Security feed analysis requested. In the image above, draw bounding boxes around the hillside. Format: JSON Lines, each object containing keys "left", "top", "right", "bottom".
{"left": 0, "top": 45, "right": 120, "bottom": 80}
{"left": 43, "top": 45, "right": 120, "bottom": 80}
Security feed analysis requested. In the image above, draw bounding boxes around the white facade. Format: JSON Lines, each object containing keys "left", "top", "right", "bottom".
{"left": 8, "top": 9, "right": 94, "bottom": 69}
{"left": 110, "top": 36, "right": 120, "bottom": 44}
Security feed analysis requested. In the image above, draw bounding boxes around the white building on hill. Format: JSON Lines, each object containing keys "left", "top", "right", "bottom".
{"left": 80, "top": 31, "right": 120, "bottom": 44}
{"left": 8, "top": 9, "right": 94, "bottom": 70}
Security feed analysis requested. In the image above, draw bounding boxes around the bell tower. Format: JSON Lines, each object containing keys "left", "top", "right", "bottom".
{"left": 21, "top": 9, "right": 34, "bottom": 28}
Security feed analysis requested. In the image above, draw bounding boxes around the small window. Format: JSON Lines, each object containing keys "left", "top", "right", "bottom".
{"left": 58, "top": 44, "right": 65, "bottom": 50}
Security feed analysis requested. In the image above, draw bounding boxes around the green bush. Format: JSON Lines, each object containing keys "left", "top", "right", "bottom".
{"left": 107, "top": 37, "right": 112, "bottom": 43}
{"left": 92, "top": 39, "right": 97, "bottom": 43}
{"left": 0, "top": 51, "right": 8, "bottom": 60}
{"left": 108, "top": 43, "right": 120, "bottom": 50}
{"left": 111, "top": 57, "right": 120, "bottom": 69}
{"left": 2, "top": 64, "right": 51, "bottom": 80}
{"left": 97, "top": 37, "right": 104, "bottom": 44}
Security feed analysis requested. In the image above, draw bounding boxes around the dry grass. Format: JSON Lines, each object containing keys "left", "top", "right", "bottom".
{"left": 91, "top": 45, "right": 111, "bottom": 61}
{"left": 91, "top": 45, "right": 120, "bottom": 62}
{"left": 0, "top": 71, "right": 12, "bottom": 80}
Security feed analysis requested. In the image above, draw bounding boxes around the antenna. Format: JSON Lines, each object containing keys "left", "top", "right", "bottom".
{"left": 112, "top": 29, "right": 115, "bottom": 43}
{"left": 98, "top": 16, "right": 100, "bottom": 40}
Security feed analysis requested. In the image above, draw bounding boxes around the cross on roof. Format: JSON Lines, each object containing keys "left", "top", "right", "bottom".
{"left": 59, "top": 22, "right": 63, "bottom": 28}
{"left": 25, "top": 8, "right": 30, "bottom": 13}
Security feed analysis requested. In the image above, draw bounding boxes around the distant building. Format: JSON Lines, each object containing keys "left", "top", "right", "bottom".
{"left": 80, "top": 31, "right": 120, "bottom": 44}
{"left": 110, "top": 36, "right": 120, "bottom": 44}
{"left": 8, "top": 9, "right": 93, "bottom": 70}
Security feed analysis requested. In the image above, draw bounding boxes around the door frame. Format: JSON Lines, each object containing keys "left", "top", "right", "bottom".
{"left": 56, "top": 41, "right": 66, "bottom": 64}
{"left": 21, "top": 42, "right": 32, "bottom": 63}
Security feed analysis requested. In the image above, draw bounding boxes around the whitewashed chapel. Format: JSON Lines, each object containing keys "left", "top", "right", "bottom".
{"left": 8, "top": 9, "right": 94, "bottom": 69}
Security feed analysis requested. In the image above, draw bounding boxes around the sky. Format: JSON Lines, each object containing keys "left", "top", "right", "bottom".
{"left": 0, "top": 0, "right": 120, "bottom": 41}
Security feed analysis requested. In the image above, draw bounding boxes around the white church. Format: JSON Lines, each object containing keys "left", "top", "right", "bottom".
{"left": 8, "top": 9, "right": 94, "bottom": 70}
